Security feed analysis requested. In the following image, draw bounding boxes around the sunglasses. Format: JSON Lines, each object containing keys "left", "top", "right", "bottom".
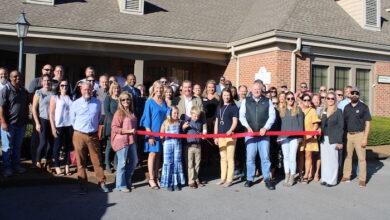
{"left": 270, "top": 90, "right": 277, "bottom": 93}
{"left": 351, "top": 91, "right": 360, "bottom": 95}
{"left": 303, "top": 99, "right": 311, "bottom": 102}
{"left": 286, "top": 97, "right": 295, "bottom": 101}
{"left": 120, "top": 98, "right": 131, "bottom": 102}
{"left": 321, "top": 96, "right": 326, "bottom": 99}
{"left": 161, "top": 81, "right": 167, "bottom": 84}
{"left": 43, "top": 69, "right": 52, "bottom": 71}
{"left": 272, "top": 102, "right": 279, "bottom": 105}
{"left": 60, "top": 84, "right": 68, "bottom": 87}
{"left": 87, "top": 80, "right": 94, "bottom": 82}
{"left": 326, "top": 97, "right": 335, "bottom": 100}
{"left": 319, "top": 89, "right": 326, "bottom": 92}
{"left": 301, "top": 86, "right": 307, "bottom": 88}
{"left": 337, "top": 94, "right": 343, "bottom": 96}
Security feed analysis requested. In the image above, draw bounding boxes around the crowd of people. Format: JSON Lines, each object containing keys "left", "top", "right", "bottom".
{"left": 0, "top": 65, "right": 372, "bottom": 194}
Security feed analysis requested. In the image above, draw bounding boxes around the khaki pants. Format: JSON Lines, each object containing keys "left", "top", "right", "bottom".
{"left": 185, "top": 144, "right": 201, "bottom": 184}
{"left": 343, "top": 132, "right": 366, "bottom": 181}
{"left": 73, "top": 131, "right": 106, "bottom": 185}
{"left": 218, "top": 138, "right": 236, "bottom": 182}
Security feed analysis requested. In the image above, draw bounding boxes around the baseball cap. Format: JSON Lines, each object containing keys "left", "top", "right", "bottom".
{"left": 351, "top": 86, "right": 360, "bottom": 93}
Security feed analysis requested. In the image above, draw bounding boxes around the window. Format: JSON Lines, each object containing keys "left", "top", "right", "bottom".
{"left": 119, "top": 0, "right": 144, "bottom": 15}
{"left": 356, "top": 69, "right": 370, "bottom": 103}
{"left": 312, "top": 65, "right": 328, "bottom": 93}
{"left": 335, "top": 67, "right": 350, "bottom": 91}
{"left": 26, "top": 0, "right": 55, "bottom": 5}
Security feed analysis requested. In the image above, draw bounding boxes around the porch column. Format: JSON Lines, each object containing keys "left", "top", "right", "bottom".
{"left": 25, "top": 53, "right": 37, "bottom": 87}
{"left": 134, "top": 60, "right": 144, "bottom": 84}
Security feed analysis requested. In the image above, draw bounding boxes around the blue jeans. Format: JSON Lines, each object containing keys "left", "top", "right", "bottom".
{"left": 245, "top": 136, "right": 271, "bottom": 181}
{"left": 115, "top": 144, "right": 138, "bottom": 190}
{"left": 1, "top": 124, "right": 27, "bottom": 170}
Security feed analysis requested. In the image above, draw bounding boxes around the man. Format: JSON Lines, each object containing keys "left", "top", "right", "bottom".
{"left": 236, "top": 85, "right": 248, "bottom": 108}
{"left": 51, "top": 65, "right": 64, "bottom": 90}
{"left": 341, "top": 87, "right": 371, "bottom": 188}
{"left": 335, "top": 89, "right": 344, "bottom": 103}
{"left": 295, "top": 82, "right": 312, "bottom": 100}
{"left": 337, "top": 86, "right": 352, "bottom": 111}
{"left": 76, "top": 66, "right": 99, "bottom": 91}
{"left": 70, "top": 82, "right": 108, "bottom": 194}
{"left": 122, "top": 74, "right": 143, "bottom": 120}
{"left": 239, "top": 80, "right": 276, "bottom": 190}
{"left": 225, "top": 80, "right": 232, "bottom": 89}
{"left": 96, "top": 75, "right": 109, "bottom": 122}
{"left": 0, "top": 67, "right": 9, "bottom": 91}
{"left": 216, "top": 76, "right": 226, "bottom": 95}
{"left": 0, "top": 70, "right": 29, "bottom": 177}
{"left": 319, "top": 85, "right": 327, "bottom": 94}
{"left": 28, "top": 64, "right": 53, "bottom": 94}
{"left": 280, "top": 84, "right": 288, "bottom": 93}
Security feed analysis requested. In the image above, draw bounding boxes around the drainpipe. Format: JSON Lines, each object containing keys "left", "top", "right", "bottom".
{"left": 291, "top": 38, "right": 301, "bottom": 92}
{"left": 231, "top": 46, "right": 240, "bottom": 86}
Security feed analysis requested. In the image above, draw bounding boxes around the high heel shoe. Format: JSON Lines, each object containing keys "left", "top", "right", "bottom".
{"left": 148, "top": 179, "right": 159, "bottom": 190}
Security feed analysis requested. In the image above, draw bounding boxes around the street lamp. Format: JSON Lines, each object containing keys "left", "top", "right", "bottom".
{"left": 15, "top": 11, "right": 30, "bottom": 73}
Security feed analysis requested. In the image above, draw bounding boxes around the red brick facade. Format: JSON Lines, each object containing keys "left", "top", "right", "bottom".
{"left": 374, "top": 62, "right": 390, "bottom": 117}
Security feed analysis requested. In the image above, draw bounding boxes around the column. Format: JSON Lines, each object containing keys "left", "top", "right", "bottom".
{"left": 25, "top": 53, "right": 37, "bottom": 88}
{"left": 134, "top": 60, "right": 144, "bottom": 84}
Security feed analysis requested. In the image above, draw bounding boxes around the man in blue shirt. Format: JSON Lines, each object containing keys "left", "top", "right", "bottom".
{"left": 122, "top": 73, "right": 143, "bottom": 120}
{"left": 71, "top": 82, "right": 108, "bottom": 194}
{"left": 337, "top": 86, "right": 352, "bottom": 112}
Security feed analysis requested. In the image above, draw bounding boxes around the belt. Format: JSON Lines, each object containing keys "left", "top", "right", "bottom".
{"left": 76, "top": 130, "right": 98, "bottom": 136}
{"left": 348, "top": 131, "right": 363, "bottom": 135}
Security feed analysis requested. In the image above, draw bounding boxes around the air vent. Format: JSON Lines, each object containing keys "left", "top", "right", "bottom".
{"left": 119, "top": 0, "right": 144, "bottom": 15}
{"left": 26, "top": 0, "right": 55, "bottom": 5}
{"left": 364, "top": 0, "right": 381, "bottom": 30}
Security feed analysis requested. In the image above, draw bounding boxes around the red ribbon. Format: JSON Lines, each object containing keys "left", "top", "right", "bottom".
{"left": 136, "top": 130, "right": 321, "bottom": 138}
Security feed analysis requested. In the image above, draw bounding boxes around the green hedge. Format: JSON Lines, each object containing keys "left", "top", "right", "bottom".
{"left": 368, "top": 116, "right": 390, "bottom": 146}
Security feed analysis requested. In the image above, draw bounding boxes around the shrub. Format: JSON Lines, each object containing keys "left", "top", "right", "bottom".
{"left": 368, "top": 116, "right": 390, "bottom": 146}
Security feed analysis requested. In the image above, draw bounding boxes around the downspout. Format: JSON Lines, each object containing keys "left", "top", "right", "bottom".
{"left": 291, "top": 38, "right": 301, "bottom": 92}
{"left": 231, "top": 46, "right": 240, "bottom": 86}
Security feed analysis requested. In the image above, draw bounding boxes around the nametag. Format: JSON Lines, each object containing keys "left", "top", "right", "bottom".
{"left": 356, "top": 110, "right": 360, "bottom": 114}
{"left": 203, "top": 98, "right": 208, "bottom": 101}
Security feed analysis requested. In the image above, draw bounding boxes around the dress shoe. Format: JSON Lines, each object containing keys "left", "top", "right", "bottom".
{"left": 244, "top": 181, "right": 253, "bottom": 187}
{"left": 174, "top": 185, "right": 182, "bottom": 191}
{"left": 340, "top": 177, "right": 350, "bottom": 183}
{"left": 99, "top": 183, "right": 110, "bottom": 193}
{"left": 265, "top": 180, "right": 275, "bottom": 190}
{"left": 189, "top": 183, "right": 197, "bottom": 189}
{"left": 320, "top": 181, "right": 327, "bottom": 186}
{"left": 359, "top": 180, "right": 366, "bottom": 188}
{"left": 326, "top": 184, "right": 336, "bottom": 187}
{"left": 196, "top": 181, "right": 205, "bottom": 187}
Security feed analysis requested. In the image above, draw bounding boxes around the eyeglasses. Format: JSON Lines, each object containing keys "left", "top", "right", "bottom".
{"left": 286, "top": 97, "right": 295, "bottom": 101}
{"left": 60, "top": 84, "right": 68, "bottom": 87}
{"left": 121, "top": 98, "right": 131, "bottom": 102}
{"left": 272, "top": 102, "right": 279, "bottom": 105}
{"left": 320, "top": 96, "right": 326, "bottom": 99}
{"left": 326, "top": 97, "right": 335, "bottom": 100}
{"left": 351, "top": 91, "right": 360, "bottom": 95}
{"left": 303, "top": 99, "right": 311, "bottom": 102}
{"left": 319, "top": 89, "right": 326, "bottom": 92}
{"left": 301, "top": 85, "right": 307, "bottom": 88}
{"left": 160, "top": 81, "right": 167, "bottom": 84}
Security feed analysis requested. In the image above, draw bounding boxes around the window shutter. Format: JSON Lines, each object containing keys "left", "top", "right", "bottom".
{"left": 365, "top": 0, "right": 378, "bottom": 26}
{"left": 26, "top": 0, "right": 55, "bottom": 5}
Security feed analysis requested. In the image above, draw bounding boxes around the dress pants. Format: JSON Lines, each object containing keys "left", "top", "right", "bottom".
{"left": 343, "top": 132, "right": 366, "bottom": 181}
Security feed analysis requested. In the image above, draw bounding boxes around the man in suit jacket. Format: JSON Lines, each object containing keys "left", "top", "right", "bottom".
{"left": 215, "top": 76, "right": 226, "bottom": 95}
{"left": 173, "top": 80, "right": 207, "bottom": 134}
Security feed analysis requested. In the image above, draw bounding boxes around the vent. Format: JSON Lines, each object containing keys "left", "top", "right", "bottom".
{"left": 26, "top": 0, "right": 55, "bottom": 5}
{"left": 365, "top": 0, "right": 378, "bottom": 26}
{"left": 119, "top": 0, "right": 144, "bottom": 15}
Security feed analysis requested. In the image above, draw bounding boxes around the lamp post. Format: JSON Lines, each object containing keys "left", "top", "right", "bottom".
{"left": 15, "top": 12, "right": 30, "bottom": 73}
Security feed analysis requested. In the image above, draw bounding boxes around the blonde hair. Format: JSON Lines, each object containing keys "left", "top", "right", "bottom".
{"left": 149, "top": 80, "right": 163, "bottom": 98}
{"left": 162, "top": 106, "right": 179, "bottom": 130}
{"left": 108, "top": 82, "right": 120, "bottom": 96}
{"left": 279, "top": 91, "right": 298, "bottom": 117}
{"left": 190, "top": 106, "right": 201, "bottom": 116}
{"left": 163, "top": 85, "right": 173, "bottom": 99}
{"left": 202, "top": 79, "right": 219, "bottom": 100}
{"left": 116, "top": 91, "right": 134, "bottom": 120}
{"left": 321, "top": 92, "right": 337, "bottom": 117}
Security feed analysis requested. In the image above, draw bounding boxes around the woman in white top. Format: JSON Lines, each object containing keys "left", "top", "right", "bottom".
{"left": 49, "top": 79, "right": 73, "bottom": 175}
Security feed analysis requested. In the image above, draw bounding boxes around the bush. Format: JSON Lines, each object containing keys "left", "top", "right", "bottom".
{"left": 368, "top": 116, "right": 390, "bottom": 146}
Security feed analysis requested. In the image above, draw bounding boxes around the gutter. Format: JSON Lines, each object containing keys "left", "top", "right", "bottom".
{"left": 291, "top": 38, "right": 301, "bottom": 92}
{"left": 230, "top": 46, "right": 240, "bottom": 86}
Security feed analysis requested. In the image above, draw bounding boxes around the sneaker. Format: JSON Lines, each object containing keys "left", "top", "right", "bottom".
{"left": 120, "top": 188, "right": 130, "bottom": 193}
{"left": 3, "top": 169, "right": 13, "bottom": 177}
{"left": 14, "top": 166, "right": 27, "bottom": 174}
{"left": 359, "top": 180, "right": 366, "bottom": 188}
{"left": 174, "top": 185, "right": 182, "bottom": 191}
{"left": 223, "top": 182, "right": 233, "bottom": 188}
{"left": 99, "top": 183, "right": 110, "bottom": 193}
{"left": 244, "top": 181, "right": 253, "bottom": 188}
{"left": 340, "top": 177, "right": 350, "bottom": 183}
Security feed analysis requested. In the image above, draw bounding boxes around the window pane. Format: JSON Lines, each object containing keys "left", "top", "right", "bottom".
{"left": 356, "top": 69, "right": 370, "bottom": 103}
{"left": 335, "top": 67, "right": 350, "bottom": 91}
{"left": 312, "top": 65, "right": 328, "bottom": 93}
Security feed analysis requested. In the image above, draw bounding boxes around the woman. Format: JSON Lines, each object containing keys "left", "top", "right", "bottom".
{"left": 278, "top": 92, "right": 286, "bottom": 106}
{"left": 49, "top": 79, "right": 73, "bottom": 176}
{"left": 140, "top": 80, "right": 169, "bottom": 190}
{"left": 312, "top": 94, "right": 323, "bottom": 115}
{"left": 214, "top": 89, "right": 239, "bottom": 187}
{"left": 111, "top": 91, "right": 138, "bottom": 192}
{"left": 164, "top": 85, "right": 174, "bottom": 107}
{"left": 299, "top": 94, "right": 320, "bottom": 184}
{"left": 32, "top": 74, "right": 54, "bottom": 171}
{"left": 229, "top": 86, "right": 239, "bottom": 102}
{"left": 269, "top": 87, "right": 278, "bottom": 98}
{"left": 319, "top": 92, "right": 344, "bottom": 187}
{"left": 277, "top": 92, "right": 304, "bottom": 186}
{"left": 193, "top": 84, "right": 202, "bottom": 98}
{"left": 108, "top": 76, "right": 117, "bottom": 86}
{"left": 104, "top": 82, "right": 121, "bottom": 173}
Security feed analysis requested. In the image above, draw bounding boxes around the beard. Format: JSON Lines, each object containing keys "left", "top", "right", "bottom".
{"left": 0, "top": 78, "right": 6, "bottom": 85}
{"left": 351, "top": 97, "right": 359, "bottom": 103}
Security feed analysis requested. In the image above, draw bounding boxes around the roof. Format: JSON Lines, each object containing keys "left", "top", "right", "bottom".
{"left": 0, "top": 0, "right": 389, "bottom": 46}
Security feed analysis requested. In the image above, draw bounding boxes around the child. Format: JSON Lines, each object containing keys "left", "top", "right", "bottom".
{"left": 160, "top": 106, "right": 185, "bottom": 191}
{"left": 182, "top": 106, "right": 205, "bottom": 189}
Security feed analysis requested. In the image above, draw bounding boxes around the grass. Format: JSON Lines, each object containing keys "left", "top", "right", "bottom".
{"left": 368, "top": 116, "right": 390, "bottom": 146}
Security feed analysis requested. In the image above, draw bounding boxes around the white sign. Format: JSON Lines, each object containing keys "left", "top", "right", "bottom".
{"left": 254, "top": 66, "right": 271, "bottom": 84}
{"left": 378, "top": 75, "right": 390, "bottom": 84}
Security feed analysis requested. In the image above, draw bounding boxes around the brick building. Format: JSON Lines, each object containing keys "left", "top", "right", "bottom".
{"left": 0, "top": 0, "right": 389, "bottom": 116}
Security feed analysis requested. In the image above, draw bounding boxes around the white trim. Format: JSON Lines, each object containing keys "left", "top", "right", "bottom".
{"left": 26, "top": 0, "right": 55, "bottom": 6}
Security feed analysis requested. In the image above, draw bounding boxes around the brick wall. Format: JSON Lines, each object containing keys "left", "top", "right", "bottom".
{"left": 223, "top": 51, "right": 311, "bottom": 92}
{"left": 374, "top": 62, "right": 390, "bottom": 117}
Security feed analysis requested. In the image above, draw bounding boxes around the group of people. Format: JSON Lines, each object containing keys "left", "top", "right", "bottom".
{"left": 0, "top": 66, "right": 371, "bottom": 194}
